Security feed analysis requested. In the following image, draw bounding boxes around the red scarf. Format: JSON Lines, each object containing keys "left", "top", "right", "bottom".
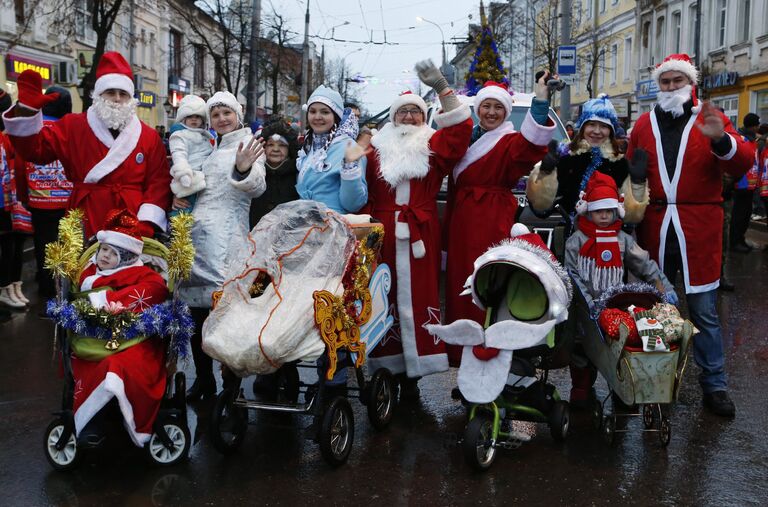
{"left": 576, "top": 215, "right": 623, "bottom": 293}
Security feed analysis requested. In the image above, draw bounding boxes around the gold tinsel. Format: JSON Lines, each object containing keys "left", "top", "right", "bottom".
{"left": 167, "top": 212, "right": 195, "bottom": 283}
{"left": 44, "top": 208, "right": 85, "bottom": 283}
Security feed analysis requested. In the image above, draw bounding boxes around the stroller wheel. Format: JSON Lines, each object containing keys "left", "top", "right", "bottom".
{"left": 366, "top": 369, "right": 395, "bottom": 431}
{"left": 209, "top": 388, "right": 248, "bottom": 454}
{"left": 462, "top": 415, "right": 497, "bottom": 471}
{"left": 642, "top": 404, "right": 656, "bottom": 429}
{"left": 44, "top": 418, "right": 80, "bottom": 471}
{"left": 603, "top": 415, "right": 616, "bottom": 446}
{"left": 591, "top": 397, "right": 603, "bottom": 431}
{"left": 319, "top": 396, "right": 354, "bottom": 466}
{"left": 658, "top": 417, "right": 672, "bottom": 447}
{"left": 146, "top": 421, "right": 191, "bottom": 466}
{"left": 548, "top": 400, "right": 570, "bottom": 442}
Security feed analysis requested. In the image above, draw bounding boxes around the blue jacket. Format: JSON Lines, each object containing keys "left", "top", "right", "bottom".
{"left": 295, "top": 133, "right": 367, "bottom": 213}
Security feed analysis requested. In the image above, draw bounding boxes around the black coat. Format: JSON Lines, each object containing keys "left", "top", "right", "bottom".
{"left": 249, "top": 159, "right": 300, "bottom": 228}
{"left": 556, "top": 147, "right": 629, "bottom": 216}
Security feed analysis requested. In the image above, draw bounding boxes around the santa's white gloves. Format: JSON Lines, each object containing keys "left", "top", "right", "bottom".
{"left": 415, "top": 59, "right": 461, "bottom": 112}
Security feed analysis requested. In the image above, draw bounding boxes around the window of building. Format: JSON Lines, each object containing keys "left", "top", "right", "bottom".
{"left": 688, "top": 4, "right": 698, "bottom": 57}
{"left": 586, "top": 0, "right": 592, "bottom": 19}
{"left": 655, "top": 16, "right": 666, "bottom": 65}
{"left": 642, "top": 20, "right": 651, "bottom": 66}
{"left": 610, "top": 43, "right": 617, "bottom": 85}
{"left": 710, "top": 95, "right": 739, "bottom": 125}
{"left": 169, "top": 30, "right": 182, "bottom": 77}
{"left": 623, "top": 37, "right": 632, "bottom": 81}
{"left": 15, "top": 0, "right": 24, "bottom": 24}
{"left": 600, "top": 0, "right": 606, "bottom": 13}
{"left": 149, "top": 33, "right": 156, "bottom": 71}
{"left": 672, "top": 11, "right": 681, "bottom": 53}
{"left": 754, "top": 90, "right": 768, "bottom": 123}
{"left": 716, "top": 0, "right": 727, "bottom": 48}
{"left": 738, "top": 0, "right": 751, "bottom": 42}
{"left": 140, "top": 29, "right": 147, "bottom": 67}
{"left": 194, "top": 45, "right": 206, "bottom": 89}
{"left": 75, "top": 0, "right": 96, "bottom": 43}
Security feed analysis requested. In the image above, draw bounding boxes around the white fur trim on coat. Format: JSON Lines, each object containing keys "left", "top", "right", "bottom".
{"left": 84, "top": 109, "right": 142, "bottom": 183}
{"left": 2, "top": 108, "right": 43, "bottom": 136}
{"left": 94, "top": 73, "right": 135, "bottom": 97}
{"left": 432, "top": 102, "right": 471, "bottom": 129}
{"left": 137, "top": 203, "right": 168, "bottom": 231}
{"left": 96, "top": 230, "right": 144, "bottom": 254}
{"left": 171, "top": 170, "right": 206, "bottom": 198}
{"left": 371, "top": 123, "right": 434, "bottom": 188}
{"left": 713, "top": 133, "right": 737, "bottom": 161}
{"left": 453, "top": 122, "right": 516, "bottom": 181}
{"left": 520, "top": 110, "right": 556, "bottom": 146}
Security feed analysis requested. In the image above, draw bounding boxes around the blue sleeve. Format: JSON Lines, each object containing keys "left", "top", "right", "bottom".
{"left": 530, "top": 98, "right": 550, "bottom": 126}
{"left": 339, "top": 155, "right": 368, "bottom": 212}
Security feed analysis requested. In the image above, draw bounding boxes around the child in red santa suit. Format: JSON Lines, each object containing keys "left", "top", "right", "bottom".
{"left": 71, "top": 209, "right": 169, "bottom": 447}
{"left": 564, "top": 172, "right": 675, "bottom": 406}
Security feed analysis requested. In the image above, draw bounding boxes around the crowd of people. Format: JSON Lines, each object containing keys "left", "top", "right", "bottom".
{"left": 1, "top": 50, "right": 766, "bottom": 435}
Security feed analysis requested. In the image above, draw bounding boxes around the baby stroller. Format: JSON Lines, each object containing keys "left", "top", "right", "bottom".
{"left": 573, "top": 283, "right": 695, "bottom": 447}
{"left": 428, "top": 224, "right": 573, "bottom": 471}
{"left": 203, "top": 201, "right": 396, "bottom": 466}
{"left": 43, "top": 212, "right": 194, "bottom": 470}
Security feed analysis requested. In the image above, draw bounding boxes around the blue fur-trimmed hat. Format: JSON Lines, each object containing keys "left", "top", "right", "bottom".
{"left": 576, "top": 94, "right": 620, "bottom": 134}
{"left": 304, "top": 85, "right": 344, "bottom": 119}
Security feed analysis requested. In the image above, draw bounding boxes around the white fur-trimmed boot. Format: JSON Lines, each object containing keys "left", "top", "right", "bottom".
{"left": 0, "top": 285, "right": 25, "bottom": 308}
{"left": 11, "top": 281, "right": 30, "bottom": 304}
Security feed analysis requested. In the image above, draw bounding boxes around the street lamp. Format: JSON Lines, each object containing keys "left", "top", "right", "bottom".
{"left": 416, "top": 16, "right": 446, "bottom": 69}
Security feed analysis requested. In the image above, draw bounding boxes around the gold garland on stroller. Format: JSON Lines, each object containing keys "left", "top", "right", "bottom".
{"left": 313, "top": 227, "right": 383, "bottom": 380}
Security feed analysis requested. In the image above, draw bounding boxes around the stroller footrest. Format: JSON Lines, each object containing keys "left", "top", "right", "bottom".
{"left": 233, "top": 398, "right": 314, "bottom": 413}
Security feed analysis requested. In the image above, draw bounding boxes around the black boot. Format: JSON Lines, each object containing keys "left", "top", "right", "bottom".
{"left": 186, "top": 376, "right": 216, "bottom": 402}
{"left": 703, "top": 391, "right": 736, "bottom": 417}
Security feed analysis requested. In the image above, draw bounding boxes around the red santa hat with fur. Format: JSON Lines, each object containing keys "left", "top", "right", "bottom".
{"left": 651, "top": 53, "right": 701, "bottom": 113}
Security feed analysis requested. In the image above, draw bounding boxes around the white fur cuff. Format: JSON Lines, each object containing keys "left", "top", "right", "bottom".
{"left": 87, "top": 290, "right": 109, "bottom": 310}
{"left": 433, "top": 103, "right": 471, "bottom": 129}
{"left": 520, "top": 110, "right": 556, "bottom": 146}
{"left": 713, "top": 133, "right": 737, "bottom": 161}
{"left": 2, "top": 109, "right": 43, "bottom": 137}
{"left": 137, "top": 203, "right": 168, "bottom": 232}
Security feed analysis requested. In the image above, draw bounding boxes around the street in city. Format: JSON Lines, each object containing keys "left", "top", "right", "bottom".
{"left": 1, "top": 227, "right": 766, "bottom": 506}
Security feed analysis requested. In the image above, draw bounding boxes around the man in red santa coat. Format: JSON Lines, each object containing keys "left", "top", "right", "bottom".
{"left": 364, "top": 60, "right": 472, "bottom": 398}
{"left": 444, "top": 74, "right": 558, "bottom": 365}
{"left": 627, "top": 53, "right": 754, "bottom": 417}
{"left": 72, "top": 209, "right": 169, "bottom": 446}
{"left": 1, "top": 52, "right": 171, "bottom": 238}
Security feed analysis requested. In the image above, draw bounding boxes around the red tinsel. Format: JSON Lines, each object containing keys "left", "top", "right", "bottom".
{"left": 598, "top": 308, "right": 640, "bottom": 345}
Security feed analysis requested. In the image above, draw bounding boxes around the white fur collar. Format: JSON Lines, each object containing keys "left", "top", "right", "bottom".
{"left": 84, "top": 107, "right": 142, "bottom": 183}
{"left": 570, "top": 139, "right": 623, "bottom": 162}
{"left": 371, "top": 123, "right": 435, "bottom": 188}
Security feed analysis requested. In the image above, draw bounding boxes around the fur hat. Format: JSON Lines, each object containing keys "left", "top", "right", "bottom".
{"left": 96, "top": 209, "right": 145, "bottom": 255}
{"left": 207, "top": 91, "right": 244, "bottom": 124}
{"left": 305, "top": 85, "right": 344, "bottom": 119}
{"left": 743, "top": 113, "right": 760, "bottom": 128}
{"left": 176, "top": 95, "right": 208, "bottom": 126}
{"left": 576, "top": 94, "right": 620, "bottom": 133}
{"left": 474, "top": 81, "right": 513, "bottom": 118}
{"left": 93, "top": 52, "right": 135, "bottom": 97}
{"left": 575, "top": 171, "right": 625, "bottom": 218}
{"left": 389, "top": 91, "right": 428, "bottom": 123}
{"left": 651, "top": 53, "right": 699, "bottom": 85}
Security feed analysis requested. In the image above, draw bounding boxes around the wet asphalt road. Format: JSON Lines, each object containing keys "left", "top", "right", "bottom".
{"left": 1, "top": 228, "right": 767, "bottom": 507}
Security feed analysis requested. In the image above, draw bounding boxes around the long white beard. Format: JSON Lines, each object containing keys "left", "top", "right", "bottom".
{"left": 92, "top": 95, "right": 138, "bottom": 130}
{"left": 657, "top": 84, "right": 692, "bottom": 118}
{"left": 371, "top": 123, "right": 434, "bottom": 188}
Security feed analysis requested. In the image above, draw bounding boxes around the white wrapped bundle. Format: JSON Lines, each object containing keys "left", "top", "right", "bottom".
{"left": 202, "top": 201, "right": 356, "bottom": 377}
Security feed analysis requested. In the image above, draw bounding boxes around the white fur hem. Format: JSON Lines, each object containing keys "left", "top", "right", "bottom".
{"left": 520, "top": 110, "right": 556, "bottom": 146}
{"left": 713, "top": 133, "right": 737, "bottom": 161}
{"left": 87, "top": 290, "right": 109, "bottom": 309}
{"left": 433, "top": 103, "right": 471, "bottom": 129}
{"left": 74, "top": 372, "right": 151, "bottom": 447}
{"left": 137, "top": 203, "right": 168, "bottom": 232}
{"left": 686, "top": 280, "right": 720, "bottom": 294}
{"left": 406, "top": 353, "right": 449, "bottom": 377}
{"left": 395, "top": 221, "right": 410, "bottom": 240}
{"left": 2, "top": 109, "right": 43, "bottom": 136}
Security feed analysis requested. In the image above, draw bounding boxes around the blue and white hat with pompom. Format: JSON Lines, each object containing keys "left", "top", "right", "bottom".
{"left": 303, "top": 85, "right": 344, "bottom": 119}
{"left": 576, "top": 94, "right": 619, "bottom": 134}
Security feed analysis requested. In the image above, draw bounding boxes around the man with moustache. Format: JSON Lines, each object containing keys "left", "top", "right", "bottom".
{"left": 2, "top": 52, "right": 170, "bottom": 238}
{"left": 627, "top": 54, "right": 754, "bottom": 417}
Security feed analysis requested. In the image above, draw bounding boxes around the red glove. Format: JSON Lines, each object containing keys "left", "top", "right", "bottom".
{"left": 17, "top": 70, "right": 59, "bottom": 110}
{"left": 136, "top": 221, "right": 156, "bottom": 238}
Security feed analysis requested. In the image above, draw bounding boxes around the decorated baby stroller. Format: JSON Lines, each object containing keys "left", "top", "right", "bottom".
{"left": 43, "top": 210, "right": 195, "bottom": 470}
{"left": 573, "top": 283, "right": 696, "bottom": 447}
{"left": 203, "top": 201, "right": 395, "bottom": 466}
{"left": 428, "top": 224, "right": 573, "bottom": 471}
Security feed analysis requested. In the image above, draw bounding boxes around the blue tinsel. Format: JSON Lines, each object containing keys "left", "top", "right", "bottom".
{"left": 578, "top": 147, "right": 606, "bottom": 194}
{"left": 47, "top": 299, "right": 193, "bottom": 358}
{"left": 466, "top": 27, "right": 509, "bottom": 96}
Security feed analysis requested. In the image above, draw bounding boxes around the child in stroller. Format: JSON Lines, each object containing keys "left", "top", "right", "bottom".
{"left": 44, "top": 209, "right": 193, "bottom": 470}
{"left": 427, "top": 224, "right": 572, "bottom": 470}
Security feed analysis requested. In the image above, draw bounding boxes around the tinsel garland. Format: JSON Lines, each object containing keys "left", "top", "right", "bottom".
{"left": 44, "top": 208, "right": 85, "bottom": 282}
{"left": 465, "top": 26, "right": 509, "bottom": 96}
{"left": 593, "top": 281, "right": 666, "bottom": 314}
{"left": 166, "top": 212, "right": 195, "bottom": 283}
{"left": 577, "top": 147, "right": 606, "bottom": 194}
{"left": 47, "top": 298, "right": 193, "bottom": 358}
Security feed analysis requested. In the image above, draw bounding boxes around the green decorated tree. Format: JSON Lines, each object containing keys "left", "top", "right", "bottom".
{"left": 465, "top": 1, "right": 509, "bottom": 95}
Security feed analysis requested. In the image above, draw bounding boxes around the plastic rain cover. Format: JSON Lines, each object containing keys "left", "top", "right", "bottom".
{"left": 202, "top": 200, "right": 356, "bottom": 377}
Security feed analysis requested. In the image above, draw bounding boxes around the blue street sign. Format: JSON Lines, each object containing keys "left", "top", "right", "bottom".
{"left": 558, "top": 46, "right": 577, "bottom": 75}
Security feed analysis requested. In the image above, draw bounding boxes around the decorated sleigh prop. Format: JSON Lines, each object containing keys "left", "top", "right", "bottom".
{"left": 204, "top": 201, "right": 395, "bottom": 466}
{"left": 42, "top": 210, "right": 194, "bottom": 470}
{"left": 572, "top": 283, "right": 696, "bottom": 447}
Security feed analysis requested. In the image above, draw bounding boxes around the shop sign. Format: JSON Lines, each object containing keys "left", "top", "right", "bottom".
{"left": 136, "top": 91, "right": 156, "bottom": 108}
{"left": 636, "top": 79, "right": 658, "bottom": 101}
{"left": 6, "top": 54, "right": 53, "bottom": 85}
{"left": 702, "top": 71, "right": 739, "bottom": 90}
{"left": 612, "top": 98, "right": 629, "bottom": 117}
{"left": 168, "top": 76, "right": 190, "bottom": 94}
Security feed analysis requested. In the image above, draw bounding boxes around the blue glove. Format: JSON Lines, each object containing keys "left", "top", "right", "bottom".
{"left": 665, "top": 290, "right": 679, "bottom": 306}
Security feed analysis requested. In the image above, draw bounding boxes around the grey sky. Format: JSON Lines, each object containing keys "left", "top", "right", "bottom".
{"left": 273, "top": 0, "right": 479, "bottom": 115}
